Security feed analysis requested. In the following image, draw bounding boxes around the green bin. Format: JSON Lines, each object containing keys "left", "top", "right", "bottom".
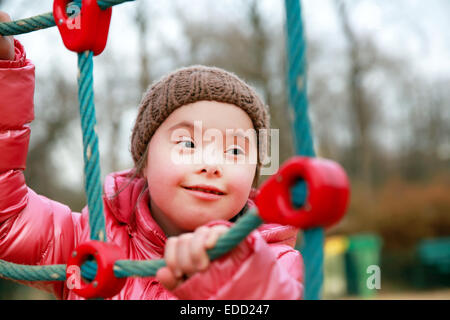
{"left": 414, "top": 237, "right": 450, "bottom": 288}
{"left": 345, "top": 234, "right": 382, "bottom": 298}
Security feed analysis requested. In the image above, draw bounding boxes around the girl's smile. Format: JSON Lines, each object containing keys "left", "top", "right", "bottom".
{"left": 181, "top": 185, "right": 226, "bottom": 201}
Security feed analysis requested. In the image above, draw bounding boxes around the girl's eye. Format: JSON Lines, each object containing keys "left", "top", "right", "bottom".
{"left": 226, "top": 146, "right": 244, "bottom": 156}
{"left": 177, "top": 140, "right": 195, "bottom": 149}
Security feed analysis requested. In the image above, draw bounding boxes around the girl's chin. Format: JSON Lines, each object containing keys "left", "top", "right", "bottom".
{"left": 173, "top": 211, "right": 227, "bottom": 228}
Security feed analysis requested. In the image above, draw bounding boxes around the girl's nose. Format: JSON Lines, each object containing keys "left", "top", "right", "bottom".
{"left": 199, "top": 164, "right": 223, "bottom": 178}
{"left": 197, "top": 143, "right": 223, "bottom": 177}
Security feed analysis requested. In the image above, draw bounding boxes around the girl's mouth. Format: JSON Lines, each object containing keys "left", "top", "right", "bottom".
{"left": 182, "top": 186, "right": 225, "bottom": 196}
{"left": 181, "top": 185, "right": 226, "bottom": 200}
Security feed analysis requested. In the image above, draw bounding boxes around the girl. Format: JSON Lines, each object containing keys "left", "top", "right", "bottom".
{"left": 0, "top": 11, "right": 304, "bottom": 300}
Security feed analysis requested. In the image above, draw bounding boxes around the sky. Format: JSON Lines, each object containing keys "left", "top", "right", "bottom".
{"left": 7, "top": 0, "right": 450, "bottom": 78}
{"left": 2, "top": 0, "right": 449, "bottom": 189}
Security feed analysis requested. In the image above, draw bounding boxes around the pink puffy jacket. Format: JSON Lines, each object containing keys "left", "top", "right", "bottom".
{"left": 0, "top": 40, "right": 304, "bottom": 300}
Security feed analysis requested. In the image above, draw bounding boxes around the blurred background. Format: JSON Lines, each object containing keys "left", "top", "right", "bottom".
{"left": 0, "top": 0, "right": 449, "bottom": 299}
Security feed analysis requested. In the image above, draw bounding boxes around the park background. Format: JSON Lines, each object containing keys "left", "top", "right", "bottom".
{"left": 0, "top": 0, "right": 449, "bottom": 299}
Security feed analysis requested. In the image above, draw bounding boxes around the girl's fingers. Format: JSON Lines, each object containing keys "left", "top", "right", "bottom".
{"left": 164, "top": 237, "right": 182, "bottom": 279}
{"left": 0, "top": 12, "right": 14, "bottom": 61}
{"left": 0, "top": 11, "right": 12, "bottom": 39}
{"left": 162, "top": 225, "right": 231, "bottom": 289}
{"left": 0, "top": 11, "right": 12, "bottom": 23}
{"left": 205, "top": 225, "right": 230, "bottom": 249}
{"left": 155, "top": 266, "right": 180, "bottom": 291}
{"left": 176, "top": 233, "right": 196, "bottom": 277}
{"left": 190, "top": 226, "right": 210, "bottom": 271}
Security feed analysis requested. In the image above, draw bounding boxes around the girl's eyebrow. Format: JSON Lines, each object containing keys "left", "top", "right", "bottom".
{"left": 169, "top": 121, "right": 254, "bottom": 143}
{"left": 227, "top": 132, "right": 249, "bottom": 144}
{"left": 168, "top": 121, "right": 194, "bottom": 132}
{"left": 226, "top": 130, "right": 255, "bottom": 144}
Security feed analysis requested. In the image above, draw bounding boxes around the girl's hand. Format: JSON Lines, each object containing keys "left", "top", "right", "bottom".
{"left": 156, "top": 225, "right": 230, "bottom": 290}
{"left": 0, "top": 11, "right": 15, "bottom": 61}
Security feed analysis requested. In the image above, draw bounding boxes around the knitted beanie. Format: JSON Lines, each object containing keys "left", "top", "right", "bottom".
{"left": 130, "top": 65, "right": 270, "bottom": 178}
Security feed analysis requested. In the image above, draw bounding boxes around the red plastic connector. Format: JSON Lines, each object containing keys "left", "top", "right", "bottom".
{"left": 53, "top": 0, "right": 112, "bottom": 55}
{"left": 255, "top": 156, "right": 350, "bottom": 229}
{"left": 66, "top": 240, "right": 126, "bottom": 299}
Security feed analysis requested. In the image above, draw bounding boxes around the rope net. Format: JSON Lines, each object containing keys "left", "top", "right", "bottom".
{"left": 0, "top": 0, "right": 323, "bottom": 300}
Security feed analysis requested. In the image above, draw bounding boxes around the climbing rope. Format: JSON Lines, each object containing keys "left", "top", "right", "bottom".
{"left": 284, "top": 0, "right": 324, "bottom": 300}
{"left": 0, "top": 0, "right": 269, "bottom": 290}
{"left": 0, "top": 0, "right": 338, "bottom": 300}
{"left": 0, "top": 0, "right": 133, "bottom": 284}
{"left": 0, "top": 0, "right": 133, "bottom": 36}
{"left": 77, "top": 50, "right": 106, "bottom": 241}
{"left": 0, "top": 209, "right": 263, "bottom": 282}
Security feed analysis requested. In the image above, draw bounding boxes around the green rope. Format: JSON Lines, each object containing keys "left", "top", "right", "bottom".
{"left": 77, "top": 51, "right": 106, "bottom": 241}
{"left": 0, "top": 0, "right": 134, "bottom": 36}
{"left": 0, "top": 260, "right": 66, "bottom": 281}
{"left": 0, "top": 13, "right": 54, "bottom": 36}
{"left": 114, "top": 210, "right": 263, "bottom": 278}
{"left": 0, "top": 209, "right": 263, "bottom": 282}
{"left": 0, "top": 0, "right": 326, "bottom": 301}
{"left": 284, "top": 0, "right": 324, "bottom": 300}
{"left": 73, "top": 210, "right": 263, "bottom": 280}
{"left": 0, "top": 0, "right": 135, "bottom": 240}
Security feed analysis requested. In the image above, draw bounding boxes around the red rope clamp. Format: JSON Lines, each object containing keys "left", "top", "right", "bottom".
{"left": 53, "top": 0, "right": 112, "bottom": 55}
{"left": 255, "top": 156, "right": 350, "bottom": 229}
{"left": 66, "top": 241, "right": 126, "bottom": 299}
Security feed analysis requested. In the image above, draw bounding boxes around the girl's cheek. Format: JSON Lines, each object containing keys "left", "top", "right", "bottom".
{"left": 227, "top": 164, "right": 256, "bottom": 194}
{"left": 145, "top": 143, "right": 179, "bottom": 187}
{"left": 148, "top": 155, "right": 186, "bottom": 187}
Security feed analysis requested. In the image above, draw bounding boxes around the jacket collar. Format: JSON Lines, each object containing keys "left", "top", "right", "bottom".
{"left": 103, "top": 169, "right": 167, "bottom": 249}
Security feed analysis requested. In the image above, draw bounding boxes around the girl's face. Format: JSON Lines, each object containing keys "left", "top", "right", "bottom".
{"left": 143, "top": 101, "right": 258, "bottom": 237}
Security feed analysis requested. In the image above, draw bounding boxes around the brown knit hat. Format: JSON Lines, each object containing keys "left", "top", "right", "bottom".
{"left": 130, "top": 65, "right": 270, "bottom": 181}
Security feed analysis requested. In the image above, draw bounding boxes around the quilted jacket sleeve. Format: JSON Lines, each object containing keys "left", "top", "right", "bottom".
{"left": 0, "top": 39, "right": 84, "bottom": 299}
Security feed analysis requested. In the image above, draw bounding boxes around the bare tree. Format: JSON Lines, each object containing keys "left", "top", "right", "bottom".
{"left": 95, "top": 50, "right": 138, "bottom": 174}
{"left": 397, "top": 77, "right": 450, "bottom": 180}
{"left": 25, "top": 67, "right": 86, "bottom": 210}
{"left": 171, "top": 0, "right": 294, "bottom": 175}
{"left": 335, "top": 0, "right": 378, "bottom": 188}
{"left": 135, "top": 0, "right": 151, "bottom": 93}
